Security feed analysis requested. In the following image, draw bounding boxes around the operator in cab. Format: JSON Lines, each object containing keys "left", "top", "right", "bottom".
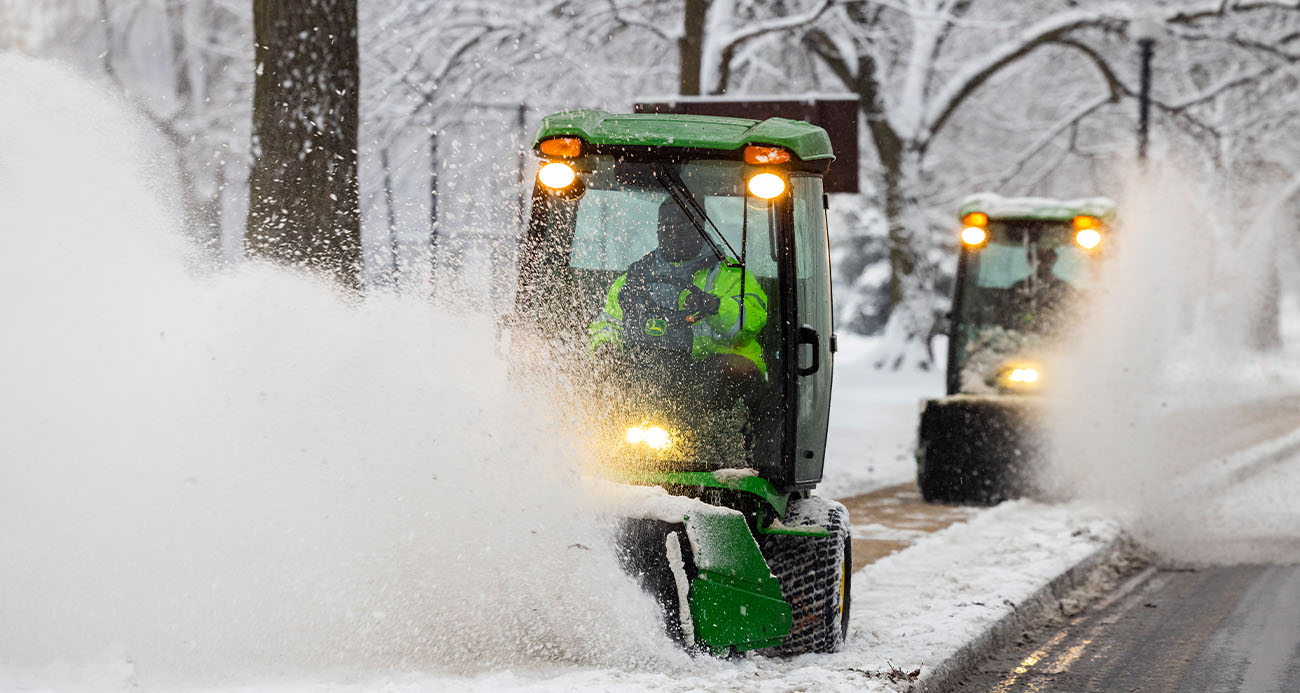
{"left": 588, "top": 198, "right": 768, "bottom": 385}
{"left": 1006, "top": 245, "right": 1078, "bottom": 333}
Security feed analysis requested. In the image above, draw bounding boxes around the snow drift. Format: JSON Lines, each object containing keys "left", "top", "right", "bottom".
{"left": 0, "top": 55, "right": 681, "bottom": 688}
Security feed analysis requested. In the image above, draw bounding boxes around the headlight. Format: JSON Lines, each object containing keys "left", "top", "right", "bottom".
{"left": 747, "top": 172, "right": 786, "bottom": 199}
{"left": 1008, "top": 367, "right": 1039, "bottom": 383}
{"left": 624, "top": 425, "right": 672, "bottom": 450}
{"left": 995, "top": 362, "right": 1043, "bottom": 392}
{"left": 961, "top": 226, "right": 987, "bottom": 246}
{"left": 538, "top": 161, "right": 577, "bottom": 189}
{"left": 643, "top": 426, "right": 670, "bottom": 450}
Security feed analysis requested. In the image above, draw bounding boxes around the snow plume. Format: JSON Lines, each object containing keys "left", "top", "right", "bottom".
{"left": 0, "top": 55, "right": 683, "bottom": 688}
{"left": 1039, "top": 159, "right": 1300, "bottom": 564}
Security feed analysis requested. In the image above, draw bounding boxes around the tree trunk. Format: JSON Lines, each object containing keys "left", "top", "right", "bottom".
{"left": 679, "top": 0, "right": 707, "bottom": 95}
{"left": 875, "top": 147, "right": 936, "bottom": 369}
{"left": 838, "top": 140, "right": 936, "bottom": 369}
{"left": 246, "top": 0, "right": 361, "bottom": 289}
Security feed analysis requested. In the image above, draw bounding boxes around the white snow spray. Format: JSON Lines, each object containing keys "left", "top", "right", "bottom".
{"left": 1039, "top": 158, "right": 1300, "bottom": 565}
{"left": 0, "top": 56, "right": 687, "bottom": 688}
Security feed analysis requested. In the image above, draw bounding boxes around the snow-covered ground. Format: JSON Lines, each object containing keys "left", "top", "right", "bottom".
{"left": 820, "top": 334, "right": 945, "bottom": 500}
{"left": 0, "top": 501, "right": 1121, "bottom": 693}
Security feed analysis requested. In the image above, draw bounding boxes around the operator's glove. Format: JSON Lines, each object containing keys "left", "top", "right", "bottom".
{"left": 682, "top": 292, "right": 721, "bottom": 322}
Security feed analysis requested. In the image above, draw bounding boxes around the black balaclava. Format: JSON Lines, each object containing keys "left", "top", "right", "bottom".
{"left": 657, "top": 199, "right": 706, "bottom": 263}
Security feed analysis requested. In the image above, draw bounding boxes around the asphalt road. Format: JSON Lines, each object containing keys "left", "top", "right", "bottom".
{"left": 955, "top": 563, "right": 1300, "bottom": 692}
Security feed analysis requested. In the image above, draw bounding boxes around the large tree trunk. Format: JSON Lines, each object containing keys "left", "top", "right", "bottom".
{"left": 679, "top": 0, "right": 708, "bottom": 95}
{"left": 246, "top": 0, "right": 361, "bottom": 289}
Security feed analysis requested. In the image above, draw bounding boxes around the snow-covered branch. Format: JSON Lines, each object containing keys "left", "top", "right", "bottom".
{"left": 989, "top": 92, "right": 1115, "bottom": 190}
{"left": 923, "top": 8, "right": 1125, "bottom": 143}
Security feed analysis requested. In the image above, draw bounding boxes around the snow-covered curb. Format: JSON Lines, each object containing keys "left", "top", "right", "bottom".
{"left": 899, "top": 421, "right": 1300, "bottom": 691}
{"left": 848, "top": 501, "right": 1121, "bottom": 690}
{"left": 913, "top": 528, "right": 1125, "bottom": 692}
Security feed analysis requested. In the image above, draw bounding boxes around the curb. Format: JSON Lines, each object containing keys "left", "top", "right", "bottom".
{"left": 913, "top": 533, "right": 1127, "bottom": 692}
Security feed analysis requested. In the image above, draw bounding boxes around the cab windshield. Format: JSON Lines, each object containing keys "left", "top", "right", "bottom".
{"left": 523, "top": 155, "right": 788, "bottom": 470}
{"left": 954, "top": 220, "right": 1098, "bottom": 392}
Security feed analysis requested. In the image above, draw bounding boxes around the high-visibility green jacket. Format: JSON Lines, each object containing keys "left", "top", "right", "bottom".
{"left": 588, "top": 251, "right": 769, "bottom": 375}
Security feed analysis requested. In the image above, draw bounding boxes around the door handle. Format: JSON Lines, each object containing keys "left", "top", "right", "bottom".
{"left": 797, "top": 324, "right": 820, "bottom": 376}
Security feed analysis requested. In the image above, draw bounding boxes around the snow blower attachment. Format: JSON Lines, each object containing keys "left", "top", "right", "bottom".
{"left": 917, "top": 195, "right": 1116, "bottom": 504}
{"left": 509, "top": 110, "right": 850, "bottom": 655}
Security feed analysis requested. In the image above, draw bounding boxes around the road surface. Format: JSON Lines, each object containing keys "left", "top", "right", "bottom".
{"left": 956, "top": 563, "right": 1300, "bottom": 692}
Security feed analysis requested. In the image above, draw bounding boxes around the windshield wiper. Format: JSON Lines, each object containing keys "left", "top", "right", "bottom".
{"left": 652, "top": 164, "right": 743, "bottom": 268}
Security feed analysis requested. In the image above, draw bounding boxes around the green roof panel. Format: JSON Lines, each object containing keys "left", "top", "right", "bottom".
{"left": 533, "top": 109, "right": 834, "bottom": 162}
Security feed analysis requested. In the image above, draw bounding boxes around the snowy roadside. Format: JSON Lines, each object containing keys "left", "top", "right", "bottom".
{"left": 29, "top": 502, "right": 1109, "bottom": 693}
{"left": 820, "top": 334, "right": 944, "bottom": 500}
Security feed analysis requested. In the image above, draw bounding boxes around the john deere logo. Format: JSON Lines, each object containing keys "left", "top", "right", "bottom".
{"left": 643, "top": 318, "right": 668, "bottom": 337}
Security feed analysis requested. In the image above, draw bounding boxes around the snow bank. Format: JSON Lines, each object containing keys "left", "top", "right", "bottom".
{"left": 846, "top": 501, "right": 1117, "bottom": 684}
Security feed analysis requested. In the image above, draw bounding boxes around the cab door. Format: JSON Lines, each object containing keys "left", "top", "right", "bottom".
{"left": 790, "top": 175, "right": 834, "bottom": 486}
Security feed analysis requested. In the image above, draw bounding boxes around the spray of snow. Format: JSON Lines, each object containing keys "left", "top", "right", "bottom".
{"left": 1039, "top": 160, "right": 1300, "bottom": 564}
{"left": 0, "top": 55, "right": 689, "bottom": 689}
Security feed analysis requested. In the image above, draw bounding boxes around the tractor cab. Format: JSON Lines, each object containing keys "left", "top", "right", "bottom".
{"left": 508, "top": 111, "right": 852, "bottom": 656}
{"left": 917, "top": 194, "right": 1116, "bottom": 504}
{"left": 514, "top": 110, "right": 836, "bottom": 493}
{"left": 947, "top": 195, "right": 1115, "bottom": 396}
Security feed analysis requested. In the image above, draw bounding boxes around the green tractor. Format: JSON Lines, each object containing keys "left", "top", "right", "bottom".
{"left": 916, "top": 194, "right": 1116, "bottom": 504}
{"left": 508, "top": 109, "right": 850, "bottom": 655}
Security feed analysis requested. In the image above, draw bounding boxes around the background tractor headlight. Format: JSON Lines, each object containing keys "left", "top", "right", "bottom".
{"left": 995, "top": 363, "right": 1043, "bottom": 392}
{"left": 1008, "top": 367, "right": 1039, "bottom": 384}
{"left": 961, "top": 226, "right": 987, "bottom": 246}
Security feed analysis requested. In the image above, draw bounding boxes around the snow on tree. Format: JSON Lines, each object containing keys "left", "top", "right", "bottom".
{"left": 801, "top": 0, "right": 1300, "bottom": 367}
{"left": 0, "top": 0, "right": 251, "bottom": 257}
{"left": 4, "top": 0, "right": 1298, "bottom": 346}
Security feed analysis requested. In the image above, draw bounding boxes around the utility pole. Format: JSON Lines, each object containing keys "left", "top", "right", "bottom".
{"left": 1131, "top": 13, "right": 1164, "bottom": 164}
{"left": 381, "top": 146, "right": 399, "bottom": 285}
{"left": 429, "top": 131, "right": 440, "bottom": 284}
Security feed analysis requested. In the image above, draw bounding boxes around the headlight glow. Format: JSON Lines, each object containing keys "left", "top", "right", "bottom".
{"left": 1075, "top": 228, "right": 1101, "bottom": 249}
{"left": 624, "top": 425, "right": 671, "bottom": 450}
{"left": 643, "top": 426, "right": 671, "bottom": 450}
{"left": 1009, "top": 367, "right": 1040, "bottom": 384}
{"left": 961, "top": 226, "right": 987, "bottom": 246}
{"left": 747, "top": 172, "right": 786, "bottom": 199}
{"left": 538, "top": 161, "right": 577, "bottom": 189}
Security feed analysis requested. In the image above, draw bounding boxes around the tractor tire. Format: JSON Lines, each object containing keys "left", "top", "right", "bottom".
{"left": 760, "top": 496, "right": 852, "bottom": 655}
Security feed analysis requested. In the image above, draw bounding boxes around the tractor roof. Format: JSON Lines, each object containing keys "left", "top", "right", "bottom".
{"left": 959, "top": 193, "right": 1117, "bottom": 222}
{"left": 533, "top": 109, "right": 834, "bottom": 161}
